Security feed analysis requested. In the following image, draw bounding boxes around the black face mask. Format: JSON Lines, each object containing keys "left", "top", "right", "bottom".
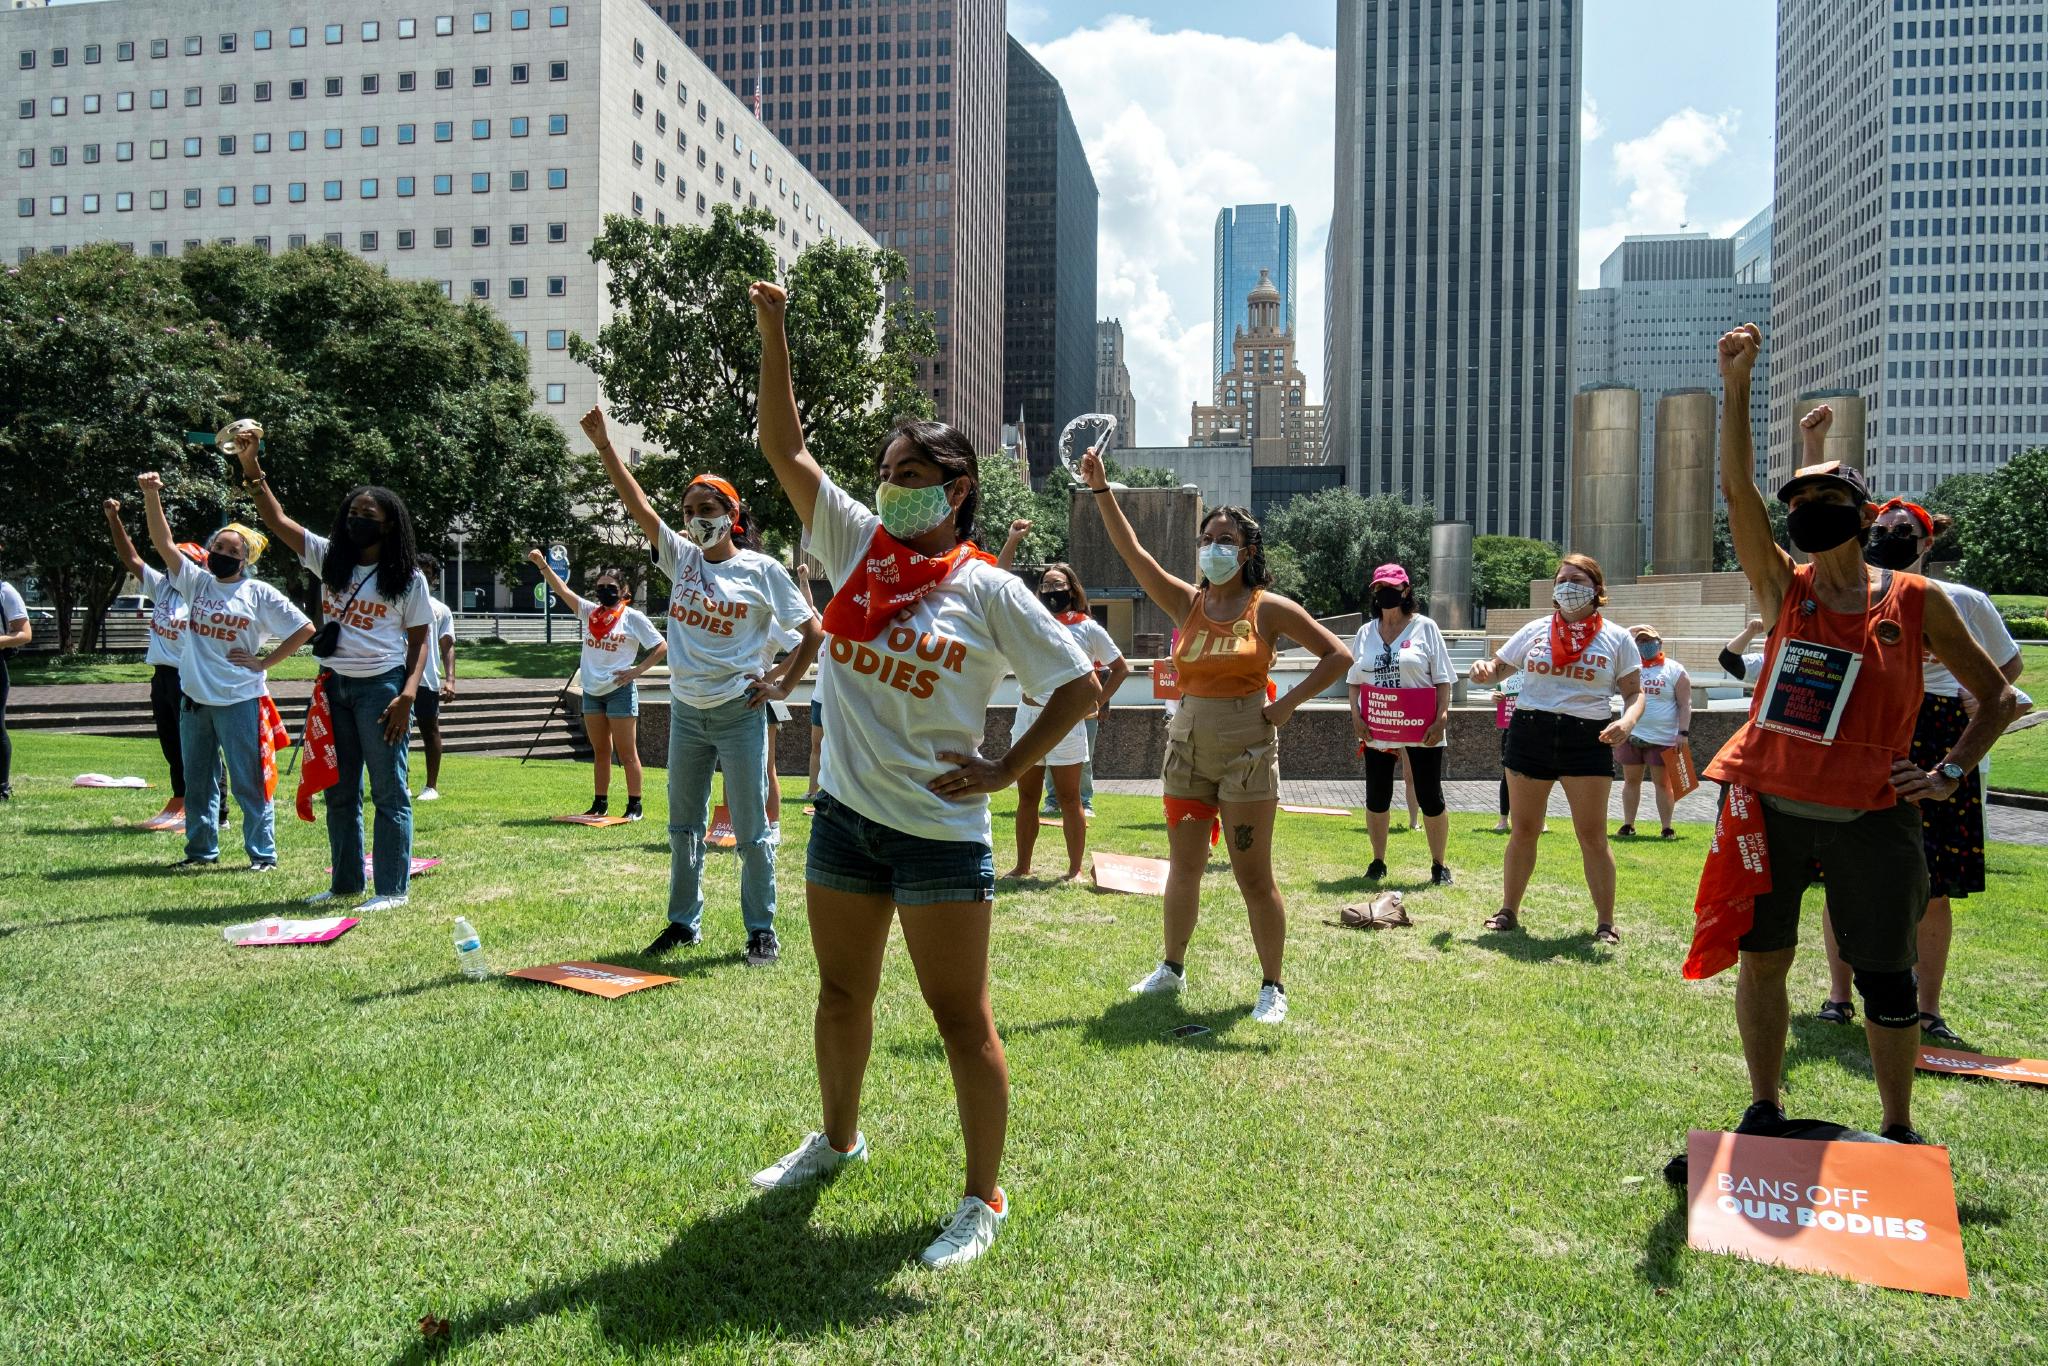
{"left": 1786, "top": 501, "right": 1867, "bottom": 554}
{"left": 1041, "top": 590, "right": 1072, "bottom": 614}
{"left": 1373, "top": 586, "right": 1405, "bottom": 611}
{"left": 593, "top": 586, "right": 622, "bottom": 607}
{"left": 1865, "top": 529, "right": 1923, "bottom": 571}
{"left": 346, "top": 515, "right": 384, "bottom": 550}
{"left": 208, "top": 551, "right": 243, "bottom": 579}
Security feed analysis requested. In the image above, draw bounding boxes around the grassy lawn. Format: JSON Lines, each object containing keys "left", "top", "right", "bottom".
{"left": 1993, "top": 595, "right": 2048, "bottom": 618}
{"left": 10, "top": 640, "right": 582, "bottom": 686}
{"left": 4, "top": 733, "right": 2046, "bottom": 1362}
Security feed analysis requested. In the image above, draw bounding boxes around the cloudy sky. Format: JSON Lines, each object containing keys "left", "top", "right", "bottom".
{"left": 1013, "top": 1, "right": 1776, "bottom": 446}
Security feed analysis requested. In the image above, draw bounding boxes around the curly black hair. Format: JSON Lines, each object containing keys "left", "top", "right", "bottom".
{"left": 1201, "top": 506, "right": 1271, "bottom": 590}
{"left": 877, "top": 419, "right": 979, "bottom": 544}
{"left": 321, "top": 485, "right": 422, "bottom": 601}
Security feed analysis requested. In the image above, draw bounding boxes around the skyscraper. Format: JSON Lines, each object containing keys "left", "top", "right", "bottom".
{"left": 1096, "top": 319, "right": 1139, "bottom": 449}
{"left": 1191, "top": 270, "right": 1326, "bottom": 467}
{"left": 1772, "top": 0, "right": 2047, "bottom": 497}
{"left": 1574, "top": 233, "right": 1772, "bottom": 548}
{"left": 1326, "top": 0, "right": 1581, "bottom": 541}
{"left": 1732, "top": 205, "right": 1771, "bottom": 285}
{"left": 661, "top": 0, "right": 1007, "bottom": 453}
{"left": 1212, "top": 204, "right": 1297, "bottom": 384}
{"left": 1002, "top": 36, "right": 1097, "bottom": 486}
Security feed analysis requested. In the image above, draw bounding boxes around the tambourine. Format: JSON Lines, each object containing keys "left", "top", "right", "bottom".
{"left": 216, "top": 417, "right": 264, "bottom": 453}
{"left": 1056, "top": 412, "right": 1119, "bottom": 480}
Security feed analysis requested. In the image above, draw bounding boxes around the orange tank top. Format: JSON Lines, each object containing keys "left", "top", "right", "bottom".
{"left": 1705, "top": 564, "right": 1928, "bottom": 809}
{"left": 1172, "top": 589, "right": 1274, "bottom": 699}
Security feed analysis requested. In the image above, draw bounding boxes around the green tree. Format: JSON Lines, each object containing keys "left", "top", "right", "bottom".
{"left": 1264, "top": 488, "right": 1434, "bottom": 616}
{"left": 1939, "top": 448, "right": 2048, "bottom": 593}
{"left": 1472, "top": 535, "right": 1561, "bottom": 610}
{"left": 1712, "top": 499, "right": 1790, "bottom": 571}
{"left": 974, "top": 454, "right": 1063, "bottom": 562}
{"left": 571, "top": 205, "right": 936, "bottom": 549}
{"left": 1924, "top": 471, "right": 1997, "bottom": 568}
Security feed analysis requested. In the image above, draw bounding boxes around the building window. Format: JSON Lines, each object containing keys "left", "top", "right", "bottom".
{"left": 362, "top": 21, "right": 381, "bottom": 41}
{"left": 632, "top": 141, "right": 643, "bottom": 165}
{"left": 253, "top": 30, "right": 271, "bottom": 50}
{"left": 546, "top": 221, "right": 567, "bottom": 243}
{"left": 182, "top": 87, "right": 199, "bottom": 108}
{"left": 361, "top": 126, "right": 378, "bottom": 147}
{"left": 150, "top": 190, "right": 168, "bottom": 209}
{"left": 151, "top": 38, "right": 170, "bottom": 58}
{"left": 398, "top": 123, "right": 416, "bottom": 144}
{"left": 473, "top": 66, "right": 490, "bottom": 86}
{"left": 149, "top": 89, "right": 167, "bottom": 109}
{"left": 49, "top": 146, "right": 67, "bottom": 166}
{"left": 434, "top": 227, "right": 453, "bottom": 247}
{"left": 472, "top": 172, "right": 490, "bottom": 193}
{"left": 183, "top": 135, "right": 201, "bottom": 156}
{"left": 184, "top": 36, "right": 202, "bottom": 56}
{"left": 288, "top": 130, "right": 306, "bottom": 151}
{"left": 398, "top": 71, "right": 417, "bottom": 91}
{"left": 509, "top": 223, "right": 528, "bottom": 244}
{"left": 117, "top": 91, "right": 135, "bottom": 111}
{"left": 509, "top": 277, "right": 528, "bottom": 298}
{"left": 513, "top": 9, "right": 532, "bottom": 30}
{"left": 511, "top": 62, "right": 530, "bottom": 83}
{"left": 547, "top": 275, "right": 566, "bottom": 296}
{"left": 472, "top": 118, "right": 491, "bottom": 139}
{"left": 116, "top": 191, "right": 134, "bottom": 211}
{"left": 181, "top": 188, "right": 199, "bottom": 209}
{"left": 16, "top": 198, "right": 31, "bottom": 218}
{"left": 436, "top": 15, "right": 456, "bottom": 37}
{"left": 397, "top": 176, "right": 415, "bottom": 196}
{"left": 217, "top": 135, "right": 235, "bottom": 155}
{"left": 118, "top": 41, "right": 136, "bottom": 61}
{"left": 216, "top": 187, "right": 234, "bottom": 207}
{"left": 325, "top": 23, "right": 343, "bottom": 44}
{"left": 362, "top": 74, "right": 380, "bottom": 94}
{"left": 289, "top": 79, "right": 306, "bottom": 99}
{"left": 545, "top": 383, "right": 567, "bottom": 404}
{"left": 361, "top": 230, "right": 379, "bottom": 250}
{"left": 150, "top": 139, "right": 167, "bottom": 158}
{"left": 509, "top": 169, "right": 529, "bottom": 191}
{"left": 549, "top": 6, "right": 569, "bottom": 27}
{"left": 288, "top": 27, "right": 307, "bottom": 48}
{"left": 360, "top": 178, "right": 378, "bottom": 198}
{"left": 324, "top": 76, "right": 342, "bottom": 96}
{"left": 399, "top": 18, "right": 418, "bottom": 39}
{"left": 398, "top": 229, "right": 416, "bottom": 249}
{"left": 323, "top": 180, "right": 342, "bottom": 201}
{"left": 548, "top": 114, "right": 568, "bottom": 135}
{"left": 549, "top": 59, "right": 567, "bottom": 80}
{"left": 546, "top": 329, "right": 567, "bottom": 349}
{"left": 252, "top": 82, "right": 269, "bottom": 102}
{"left": 547, "top": 167, "right": 567, "bottom": 189}
{"left": 84, "top": 94, "right": 102, "bottom": 114}
{"left": 251, "top": 184, "right": 269, "bottom": 204}
{"left": 51, "top": 195, "right": 68, "bottom": 215}
{"left": 510, "top": 116, "right": 529, "bottom": 137}
{"left": 288, "top": 182, "right": 306, "bottom": 203}
{"left": 434, "top": 174, "right": 453, "bottom": 195}
{"left": 474, "top": 11, "right": 492, "bottom": 33}
{"left": 471, "top": 279, "right": 489, "bottom": 298}
{"left": 324, "top": 128, "right": 343, "bottom": 149}
{"left": 82, "top": 194, "right": 101, "bottom": 214}
{"left": 436, "top": 68, "right": 454, "bottom": 90}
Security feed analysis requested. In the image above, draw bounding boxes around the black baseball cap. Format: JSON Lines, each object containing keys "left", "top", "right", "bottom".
{"left": 1776, "top": 460, "right": 1874, "bottom": 506}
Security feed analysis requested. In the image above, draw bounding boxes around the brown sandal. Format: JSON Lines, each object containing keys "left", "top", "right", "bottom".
{"left": 1484, "top": 909, "right": 1519, "bottom": 932}
{"left": 1595, "top": 924, "right": 1621, "bottom": 945}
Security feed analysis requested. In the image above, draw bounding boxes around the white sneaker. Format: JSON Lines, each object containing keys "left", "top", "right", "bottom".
{"left": 1250, "top": 983, "right": 1289, "bottom": 1024}
{"left": 418, "top": 787, "right": 441, "bottom": 802}
{"left": 765, "top": 820, "right": 782, "bottom": 847}
{"left": 1129, "top": 962, "right": 1186, "bottom": 995}
{"left": 750, "top": 1130, "right": 867, "bottom": 1190}
{"left": 357, "top": 895, "right": 410, "bottom": 913}
{"left": 303, "top": 890, "right": 344, "bottom": 906}
{"left": 918, "top": 1191, "right": 1008, "bottom": 1269}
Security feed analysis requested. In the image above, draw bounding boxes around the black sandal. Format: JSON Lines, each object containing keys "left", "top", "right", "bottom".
{"left": 1817, "top": 999, "right": 1855, "bottom": 1025}
{"left": 1920, "top": 1012, "right": 1964, "bottom": 1045}
{"left": 1594, "top": 923, "right": 1620, "bottom": 946}
{"left": 1484, "top": 909, "right": 1519, "bottom": 932}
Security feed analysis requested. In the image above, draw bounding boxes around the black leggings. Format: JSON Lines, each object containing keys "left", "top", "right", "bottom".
{"left": 1365, "top": 745, "right": 1446, "bottom": 818}
{"left": 0, "top": 652, "right": 11, "bottom": 790}
{"left": 1498, "top": 726, "right": 1511, "bottom": 815}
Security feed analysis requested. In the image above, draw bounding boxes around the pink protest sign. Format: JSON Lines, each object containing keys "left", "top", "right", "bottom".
{"left": 1496, "top": 693, "right": 1518, "bottom": 729}
{"left": 327, "top": 856, "right": 441, "bottom": 877}
{"left": 235, "top": 916, "right": 359, "bottom": 946}
{"left": 1362, "top": 687, "right": 1436, "bottom": 744}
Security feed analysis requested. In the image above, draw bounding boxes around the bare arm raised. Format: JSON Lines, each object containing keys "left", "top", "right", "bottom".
{"left": 583, "top": 407, "right": 665, "bottom": 545}
{"left": 527, "top": 546, "right": 584, "bottom": 614}
{"left": 750, "top": 281, "right": 827, "bottom": 532}
{"left": 1717, "top": 324, "right": 1793, "bottom": 608}
{"left": 229, "top": 428, "right": 308, "bottom": 561}
{"left": 103, "top": 499, "right": 148, "bottom": 581}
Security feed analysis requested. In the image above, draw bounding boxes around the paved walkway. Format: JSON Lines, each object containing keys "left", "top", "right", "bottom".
{"left": 1092, "top": 778, "right": 2048, "bottom": 847}
{"left": 8, "top": 676, "right": 559, "bottom": 706}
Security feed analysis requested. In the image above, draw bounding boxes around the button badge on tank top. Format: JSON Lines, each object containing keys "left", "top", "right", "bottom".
{"left": 1232, "top": 619, "right": 1252, "bottom": 639}
{"left": 1800, "top": 599, "right": 1817, "bottom": 617}
{"left": 1875, "top": 619, "right": 1903, "bottom": 646}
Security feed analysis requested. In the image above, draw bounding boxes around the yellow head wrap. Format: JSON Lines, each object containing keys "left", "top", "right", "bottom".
{"left": 215, "top": 521, "right": 270, "bottom": 564}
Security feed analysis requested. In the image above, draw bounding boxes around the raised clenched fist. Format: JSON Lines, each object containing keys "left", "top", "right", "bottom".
{"left": 1717, "top": 324, "right": 1761, "bottom": 383}
{"left": 579, "top": 406, "right": 610, "bottom": 450}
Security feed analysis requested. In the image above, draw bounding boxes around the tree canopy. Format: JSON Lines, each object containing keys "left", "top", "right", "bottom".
{"left": 1264, "top": 488, "right": 1436, "bottom": 617}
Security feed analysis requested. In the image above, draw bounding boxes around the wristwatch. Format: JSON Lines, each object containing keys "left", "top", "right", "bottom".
{"left": 1937, "top": 761, "right": 1966, "bottom": 784}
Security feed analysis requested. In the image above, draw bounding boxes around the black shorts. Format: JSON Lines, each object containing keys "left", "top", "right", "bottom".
{"left": 1503, "top": 708, "right": 1615, "bottom": 781}
{"left": 1738, "top": 796, "right": 1928, "bottom": 972}
{"left": 414, "top": 687, "right": 442, "bottom": 726}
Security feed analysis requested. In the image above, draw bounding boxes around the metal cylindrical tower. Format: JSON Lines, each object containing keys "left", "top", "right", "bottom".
{"left": 1429, "top": 521, "right": 1474, "bottom": 629}
{"left": 1652, "top": 388, "right": 1716, "bottom": 575}
{"left": 1571, "top": 385, "right": 1642, "bottom": 584}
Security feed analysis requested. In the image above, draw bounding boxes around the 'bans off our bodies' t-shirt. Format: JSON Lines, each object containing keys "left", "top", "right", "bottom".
{"left": 1632, "top": 657, "right": 1691, "bottom": 748}
{"left": 577, "top": 600, "right": 664, "bottom": 696}
{"left": 808, "top": 476, "right": 1092, "bottom": 845}
{"left": 1496, "top": 617, "right": 1640, "bottom": 722}
{"left": 167, "top": 558, "right": 310, "bottom": 707}
{"left": 299, "top": 532, "right": 434, "bottom": 679}
{"left": 653, "top": 523, "right": 811, "bottom": 709}
{"left": 140, "top": 564, "right": 193, "bottom": 669}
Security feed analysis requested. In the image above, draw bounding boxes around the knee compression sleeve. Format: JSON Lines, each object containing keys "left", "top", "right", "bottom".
{"left": 1853, "top": 967, "right": 1920, "bottom": 1028}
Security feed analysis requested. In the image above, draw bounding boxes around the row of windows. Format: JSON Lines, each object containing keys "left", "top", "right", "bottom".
{"left": 15, "top": 9, "right": 572, "bottom": 69}
{"left": 17, "top": 168, "right": 572, "bottom": 215}
{"left": 17, "top": 117, "right": 572, "bottom": 167}
{"left": 15, "top": 61, "right": 573, "bottom": 118}
{"left": 680, "top": 4, "right": 955, "bottom": 31}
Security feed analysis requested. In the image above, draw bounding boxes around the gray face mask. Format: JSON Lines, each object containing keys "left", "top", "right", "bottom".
{"left": 1552, "top": 581, "right": 1597, "bottom": 615}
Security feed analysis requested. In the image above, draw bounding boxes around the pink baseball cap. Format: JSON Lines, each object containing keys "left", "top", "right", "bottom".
{"left": 1369, "top": 563, "right": 1410, "bottom": 588}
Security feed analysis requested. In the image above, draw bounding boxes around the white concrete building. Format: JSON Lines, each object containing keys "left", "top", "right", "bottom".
{"left": 4, "top": 0, "right": 871, "bottom": 458}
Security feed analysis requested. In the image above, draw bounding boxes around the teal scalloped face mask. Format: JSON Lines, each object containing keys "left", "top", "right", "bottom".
{"left": 875, "top": 479, "right": 957, "bottom": 540}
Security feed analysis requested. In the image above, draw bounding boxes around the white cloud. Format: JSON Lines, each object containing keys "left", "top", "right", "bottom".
{"left": 1580, "top": 95, "right": 1605, "bottom": 145}
{"left": 1579, "top": 107, "right": 1738, "bottom": 285}
{"left": 1029, "top": 19, "right": 1334, "bottom": 448}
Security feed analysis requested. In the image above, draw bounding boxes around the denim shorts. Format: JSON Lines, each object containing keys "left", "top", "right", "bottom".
{"left": 1504, "top": 707, "right": 1615, "bottom": 781}
{"left": 805, "top": 791, "right": 996, "bottom": 906}
{"left": 808, "top": 697, "right": 823, "bottom": 727}
{"left": 582, "top": 682, "right": 639, "bottom": 718}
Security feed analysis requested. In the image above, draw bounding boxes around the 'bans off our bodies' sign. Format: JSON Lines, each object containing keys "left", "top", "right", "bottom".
{"left": 1362, "top": 687, "right": 1437, "bottom": 745}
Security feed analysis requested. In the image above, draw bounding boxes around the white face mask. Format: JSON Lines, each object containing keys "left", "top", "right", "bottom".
{"left": 685, "top": 514, "right": 732, "bottom": 548}
{"left": 1553, "top": 581, "right": 1597, "bottom": 615}
{"left": 1198, "top": 543, "right": 1243, "bottom": 585}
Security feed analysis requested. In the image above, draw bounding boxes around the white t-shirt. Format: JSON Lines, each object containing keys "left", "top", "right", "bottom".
{"left": 577, "top": 601, "right": 664, "bottom": 696}
{"left": 299, "top": 533, "right": 434, "bottom": 678}
{"left": 417, "top": 598, "right": 456, "bottom": 692}
{"left": 653, "top": 523, "right": 812, "bottom": 708}
{"left": 762, "top": 620, "right": 805, "bottom": 674}
{"left": 167, "top": 559, "right": 310, "bottom": 707}
{"left": 1632, "top": 657, "right": 1691, "bottom": 748}
{"left": 1923, "top": 581, "right": 2018, "bottom": 698}
{"left": 808, "top": 475, "right": 1093, "bottom": 844}
{"left": 1497, "top": 617, "right": 1640, "bottom": 722}
{"left": 140, "top": 564, "right": 192, "bottom": 669}
{"left": 1023, "top": 616, "right": 1121, "bottom": 703}
{"left": 1347, "top": 613, "right": 1456, "bottom": 750}
{"left": 0, "top": 581, "right": 24, "bottom": 633}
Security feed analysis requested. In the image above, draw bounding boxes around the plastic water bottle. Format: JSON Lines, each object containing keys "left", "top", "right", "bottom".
{"left": 452, "top": 917, "right": 490, "bottom": 980}
{"left": 222, "top": 916, "right": 286, "bottom": 944}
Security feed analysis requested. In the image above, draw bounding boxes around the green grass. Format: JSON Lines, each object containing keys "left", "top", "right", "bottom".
{"left": 1993, "top": 595, "right": 2048, "bottom": 618}
{"left": 4, "top": 733, "right": 2046, "bottom": 1362}
{"left": 10, "top": 640, "right": 581, "bottom": 686}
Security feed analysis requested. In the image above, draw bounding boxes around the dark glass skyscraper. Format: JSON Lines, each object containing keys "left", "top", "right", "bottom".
{"left": 1326, "top": 0, "right": 1581, "bottom": 541}
{"left": 1003, "top": 37, "right": 1098, "bottom": 486}
{"left": 659, "top": 0, "right": 1007, "bottom": 453}
{"left": 1212, "top": 204, "right": 1298, "bottom": 385}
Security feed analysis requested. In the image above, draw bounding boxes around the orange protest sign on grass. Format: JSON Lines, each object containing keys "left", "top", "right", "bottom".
{"left": 506, "top": 961, "right": 679, "bottom": 999}
{"left": 551, "top": 814, "right": 631, "bottom": 827}
{"left": 1662, "top": 739, "right": 1700, "bottom": 799}
{"left": 708, "top": 804, "right": 737, "bottom": 849}
{"left": 1685, "top": 1130, "right": 1968, "bottom": 1298}
{"left": 1280, "top": 805, "right": 1352, "bottom": 816}
{"left": 1092, "top": 852, "right": 1171, "bottom": 895}
{"left": 1916, "top": 1046, "right": 2048, "bottom": 1087}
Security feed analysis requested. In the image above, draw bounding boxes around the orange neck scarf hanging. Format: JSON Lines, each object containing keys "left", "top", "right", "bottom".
{"left": 821, "top": 528, "right": 993, "bottom": 642}
{"left": 1054, "top": 610, "right": 1089, "bottom": 626}
{"left": 1549, "top": 609, "right": 1604, "bottom": 669}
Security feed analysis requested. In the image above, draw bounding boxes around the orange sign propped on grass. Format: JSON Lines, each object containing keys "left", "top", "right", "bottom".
{"left": 551, "top": 813, "right": 631, "bottom": 827}
{"left": 1916, "top": 1046, "right": 2048, "bottom": 1087}
{"left": 1280, "top": 804, "right": 1352, "bottom": 816}
{"left": 707, "top": 804, "right": 737, "bottom": 849}
{"left": 1685, "top": 1130, "right": 1969, "bottom": 1298}
{"left": 1092, "top": 852, "right": 1171, "bottom": 895}
{"left": 506, "top": 961, "right": 679, "bottom": 999}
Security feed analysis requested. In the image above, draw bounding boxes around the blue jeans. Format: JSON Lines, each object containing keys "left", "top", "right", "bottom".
{"left": 806, "top": 792, "right": 996, "bottom": 906}
{"left": 180, "top": 696, "right": 274, "bottom": 863}
{"left": 667, "top": 693, "right": 774, "bottom": 934}
{"left": 1045, "top": 714, "right": 1099, "bottom": 811}
{"left": 325, "top": 667, "right": 413, "bottom": 896}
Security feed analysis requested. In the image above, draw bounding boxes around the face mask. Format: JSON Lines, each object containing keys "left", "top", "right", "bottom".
{"left": 1787, "top": 501, "right": 1867, "bottom": 554}
{"left": 684, "top": 514, "right": 732, "bottom": 548}
{"left": 1372, "top": 586, "right": 1405, "bottom": 610}
{"left": 346, "top": 515, "right": 384, "bottom": 550}
{"left": 1041, "top": 590, "right": 1072, "bottom": 613}
{"left": 1553, "top": 581, "right": 1597, "bottom": 614}
{"left": 208, "top": 551, "right": 244, "bottom": 580}
{"left": 874, "top": 480, "right": 957, "bottom": 541}
{"left": 1198, "top": 544, "right": 1243, "bottom": 585}
{"left": 593, "top": 585, "right": 622, "bottom": 607}
{"left": 1637, "top": 639, "right": 1662, "bottom": 663}
{"left": 1865, "top": 529, "right": 1923, "bottom": 571}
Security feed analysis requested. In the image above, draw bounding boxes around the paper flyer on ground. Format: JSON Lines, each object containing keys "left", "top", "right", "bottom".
{"left": 233, "top": 917, "right": 358, "bottom": 947}
{"left": 507, "top": 961, "right": 679, "bottom": 999}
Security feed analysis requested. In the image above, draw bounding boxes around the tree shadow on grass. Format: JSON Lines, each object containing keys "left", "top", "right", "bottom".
{"left": 1314, "top": 874, "right": 1435, "bottom": 896}
{"left": 389, "top": 1183, "right": 924, "bottom": 1362}
{"left": 1466, "top": 928, "right": 1605, "bottom": 965}
{"left": 1083, "top": 995, "right": 1270, "bottom": 1054}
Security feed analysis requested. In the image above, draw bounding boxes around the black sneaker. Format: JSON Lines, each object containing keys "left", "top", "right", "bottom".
{"left": 1881, "top": 1124, "right": 1928, "bottom": 1145}
{"left": 585, "top": 796, "right": 609, "bottom": 818}
{"left": 746, "top": 929, "right": 780, "bottom": 967}
{"left": 1430, "top": 863, "right": 1453, "bottom": 886}
{"left": 623, "top": 796, "right": 644, "bottom": 822}
{"left": 0, "top": 783, "right": 12, "bottom": 801}
{"left": 171, "top": 856, "right": 219, "bottom": 872}
{"left": 644, "top": 921, "right": 701, "bottom": 956}
{"left": 1736, "top": 1100, "right": 1787, "bottom": 1134}
{"left": 1615, "top": 824, "right": 1637, "bottom": 839}
{"left": 248, "top": 859, "right": 277, "bottom": 873}
{"left": 1366, "top": 858, "right": 1388, "bottom": 881}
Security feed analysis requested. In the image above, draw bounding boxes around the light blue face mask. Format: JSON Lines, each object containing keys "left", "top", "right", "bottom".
{"left": 1198, "top": 543, "right": 1242, "bottom": 585}
{"left": 875, "top": 479, "right": 957, "bottom": 541}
